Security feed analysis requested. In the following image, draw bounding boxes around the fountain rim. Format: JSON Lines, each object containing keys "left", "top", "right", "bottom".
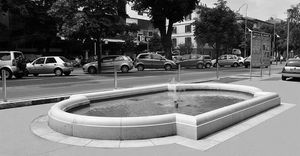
{"left": 48, "top": 83, "right": 273, "bottom": 124}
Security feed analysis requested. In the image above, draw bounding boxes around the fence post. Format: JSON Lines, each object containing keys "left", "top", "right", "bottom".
{"left": 2, "top": 70, "right": 7, "bottom": 102}
{"left": 114, "top": 61, "right": 118, "bottom": 89}
{"left": 177, "top": 63, "right": 181, "bottom": 82}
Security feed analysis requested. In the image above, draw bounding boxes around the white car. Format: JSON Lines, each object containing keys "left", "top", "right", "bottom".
{"left": 281, "top": 58, "right": 300, "bottom": 80}
{"left": 26, "top": 56, "right": 73, "bottom": 76}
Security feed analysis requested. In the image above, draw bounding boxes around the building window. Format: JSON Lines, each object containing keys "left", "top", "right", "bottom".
{"left": 185, "top": 25, "right": 191, "bottom": 33}
{"left": 185, "top": 14, "right": 192, "bottom": 21}
{"left": 172, "top": 27, "right": 177, "bottom": 34}
{"left": 185, "top": 37, "right": 191, "bottom": 45}
{"left": 148, "top": 31, "right": 153, "bottom": 37}
{"left": 172, "top": 38, "right": 177, "bottom": 48}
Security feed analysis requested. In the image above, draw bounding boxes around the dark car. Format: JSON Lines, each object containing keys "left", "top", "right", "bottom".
{"left": 175, "top": 54, "right": 212, "bottom": 69}
{"left": 134, "top": 53, "right": 177, "bottom": 71}
{"left": 83, "top": 55, "right": 134, "bottom": 74}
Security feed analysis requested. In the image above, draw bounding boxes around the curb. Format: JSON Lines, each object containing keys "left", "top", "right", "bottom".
{"left": 0, "top": 74, "right": 281, "bottom": 110}
{"left": 0, "top": 96, "right": 69, "bottom": 110}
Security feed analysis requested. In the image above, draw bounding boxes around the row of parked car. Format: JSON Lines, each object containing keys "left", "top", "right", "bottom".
{"left": 0, "top": 51, "right": 254, "bottom": 79}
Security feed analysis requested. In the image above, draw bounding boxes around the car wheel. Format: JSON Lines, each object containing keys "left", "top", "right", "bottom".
{"left": 121, "top": 65, "right": 129, "bottom": 73}
{"left": 164, "top": 64, "right": 172, "bottom": 71}
{"left": 88, "top": 66, "right": 97, "bottom": 74}
{"left": 196, "top": 63, "right": 204, "bottom": 69}
{"left": 281, "top": 75, "right": 287, "bottom": 81}
{"left": 137, "top": 65, "right": 144, "bottom": 71}
{"left": 33, "top": 73, "right": 39, "bottom": 77}
{"left": 232, "top": 63, "right": 238, "bottom": 67}
{"left": 64, "top": 71, "right": 71, "bottom": 76}
{"left": 0, "top": 69, "right": 12, "bottom": 79}
{"left": 205, "top": 63, "right": 211, "bottom": 68}
{"left": 54, "top": 68, "right": 63, "bottom": 76}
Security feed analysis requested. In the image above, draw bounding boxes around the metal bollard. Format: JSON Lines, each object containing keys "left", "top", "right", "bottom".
{"left": 177, "top": 63, "right": 181, "bottom": 82}
{"left": 114, "top": 64, "right": 117, "bottom": 89}
{"left": 2, "top": 70, "right": 7, "bottom": 102}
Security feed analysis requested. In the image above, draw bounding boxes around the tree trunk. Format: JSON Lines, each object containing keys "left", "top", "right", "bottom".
{"left": 215, "top": 42, "right": 220, "bottom": 79}
{"left": 96, "top": 38, "right": 102, "bottom": 73}
{"left": 158, "top": 19, "right": 174, "bottom": 60}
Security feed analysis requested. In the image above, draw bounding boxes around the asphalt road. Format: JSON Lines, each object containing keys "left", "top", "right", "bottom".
{"left": 0, "top": 64, "right": 284, "bottom": 101}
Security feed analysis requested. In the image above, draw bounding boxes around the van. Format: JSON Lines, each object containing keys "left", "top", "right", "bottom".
{"left": 0, "top": 51, "right": 26, "bottom": 79}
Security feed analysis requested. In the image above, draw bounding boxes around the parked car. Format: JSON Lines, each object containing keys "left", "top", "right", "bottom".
{"left": 237, "top": 56, "right": 245, "bottom": 66}
{"left": 281, "top": 58, "right": 300, "bottom": 80}
{"left": 175, "top": 54, "right": 212, "bottom": 69}
{"left": 134, "top": 53, "right": 177, "bottom": 71}
{"left": 26, "top": 56, "right": 73, "bottom": 76}
{"left": 244, "top": 56, "right": 271, "bottom": 68}
{"left": 83, "top": 55, "right": 134, "bottom": 74}
{"left": 0, "top": 51, "right": 27, "bottom": 79}
{"left": 212, "top": 54, "right": 239, "bottom": 67}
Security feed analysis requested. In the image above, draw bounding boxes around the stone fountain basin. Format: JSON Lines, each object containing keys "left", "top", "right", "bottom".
{"left": 48, "top": 83, "right": 280, "bottom": 140}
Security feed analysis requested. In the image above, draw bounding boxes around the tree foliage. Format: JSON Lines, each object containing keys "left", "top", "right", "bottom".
{"left": 194, "top": 0, "right": 243, "bottom": 59}
{"left": 129, "top": 0, "right": 199, "bottom": 59}
{"left": 148, "top": 32, "right": 162, "bottom": 52}
{"left": 0, "top": 0, "right": 58, "bottom": 51}
{"left": 48, "top": 0, "right": 126, "bottom": 73}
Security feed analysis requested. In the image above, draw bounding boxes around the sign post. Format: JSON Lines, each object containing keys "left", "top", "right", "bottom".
{"left": 2, "top": 70, "right": 7, "bottom": 102}
{"left": 249, "top": 30, "right": 272, "bottom": 78}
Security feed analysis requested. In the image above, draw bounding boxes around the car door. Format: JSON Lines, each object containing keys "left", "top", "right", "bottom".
{"left": 31, "top": 57, "right": 46, "bottom": 74}
{"left": 137, "top": 54, "right": 152, "bottom": 68}
{"left": 101, "top": 56, "right": 115, "bottom": 71}
{"left": 218, "top": 55, "right": 226, "bottom": 66}
{"left": 227, "top": 55, "right": 235, "bottom": 66}
{"left": 151, "top": 54, "right": 165, "bottom": 68}
{"left": 44, "top": 57, "right": 57, "bottom": 74}
{"left": 178, "top": 55, "right": 190, "bottom": 67}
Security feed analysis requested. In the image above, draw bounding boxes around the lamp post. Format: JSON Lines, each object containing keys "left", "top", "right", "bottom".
{"left": 286, "top": 13, "right": 290, "bottom": 60}
{"left": 246, "top": 27, "right": 253, "bottom": 80}
{"left": 237, "top": 3, "right": 248, "bottom": 57}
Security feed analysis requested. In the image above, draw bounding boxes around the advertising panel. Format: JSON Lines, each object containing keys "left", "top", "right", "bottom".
{"left": 251, "top": 32, "right": 272, "bottom": 67}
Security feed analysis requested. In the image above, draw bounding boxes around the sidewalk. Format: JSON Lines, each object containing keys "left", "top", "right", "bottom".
{"left": 1, "top": 65, "right": 299, "bottom": 156}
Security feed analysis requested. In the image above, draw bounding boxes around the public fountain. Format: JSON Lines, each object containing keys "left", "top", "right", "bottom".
{"left": 47, "top": 81, "right": 280, "bottom": 140}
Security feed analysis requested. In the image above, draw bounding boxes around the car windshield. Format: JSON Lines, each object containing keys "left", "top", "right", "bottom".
{"left": 286, "top": 60, "right": 300, "bottom": 67}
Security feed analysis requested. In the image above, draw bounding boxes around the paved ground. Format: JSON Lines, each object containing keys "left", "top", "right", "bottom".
{"left": 1, "top": 64, "right": 300, "bottom": 156}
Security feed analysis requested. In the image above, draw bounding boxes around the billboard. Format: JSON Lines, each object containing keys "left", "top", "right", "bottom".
{"left": 251, "top": 32, "right": 272, "bottom": 67}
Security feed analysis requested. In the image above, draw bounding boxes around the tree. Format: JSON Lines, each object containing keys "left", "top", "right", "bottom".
{"left": 194, "top": 0, "right": 242, "bottom": 60}
{"left": 194, "top": 0, "right": 242, "bottom": 78}
{"left": 148, "top": 32, "right": 162, "bottom": 52}
{"left": 129, "top": 0, "right": 199, "bottom": 59}
{"left": 0, "top": 0, "right": 58, "bottom": 51}
{"left": 178, "top": 43, "right": 193, "bottom": 55}
{"left": 287, "top": 4, "right": 300, "bottom": 55}
{"left": 48, "top": 0, "right": 126, "bottom": 73}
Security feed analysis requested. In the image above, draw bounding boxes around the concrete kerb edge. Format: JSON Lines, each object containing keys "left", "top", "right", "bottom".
{"left": 0, "top": 73, "right": 280, "bottom": 110}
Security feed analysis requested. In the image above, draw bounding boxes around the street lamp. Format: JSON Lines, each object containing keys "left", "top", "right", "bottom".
{"left": 237, "top": 3, "right": 248, "bottom": 57}
{"left": 287, "top": 12, "right": 290, "bottom": 60}
{"left": 246, "top": 27, "right": 253, "bottom": 79}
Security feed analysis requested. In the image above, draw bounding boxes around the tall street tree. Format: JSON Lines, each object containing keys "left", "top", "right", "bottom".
{"left": 194, "top": 0, "right": 242, "bottom": 78}
{"left": 48, "top": 0, "right": 126, "bottom": 73}
{"left": 0, "top": 0, "right": 58, "bottom": 50}
{"left": 194, "top": 0, "right": 242, "bottom": 60}
{"left": 129, "top": 0, "right": 199, "bottom": 59}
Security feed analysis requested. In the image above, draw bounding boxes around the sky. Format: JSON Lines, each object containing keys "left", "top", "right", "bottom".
{"left": 200, "top": 0, "right": 299, "bottom": 21}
